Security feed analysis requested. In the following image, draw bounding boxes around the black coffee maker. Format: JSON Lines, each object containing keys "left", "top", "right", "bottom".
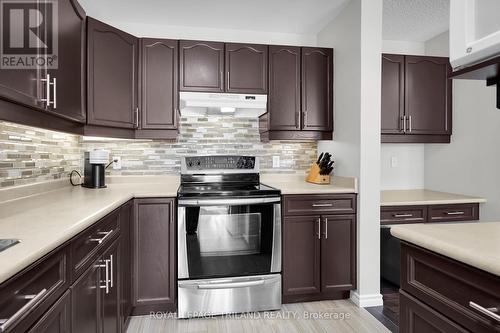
{"left": 82, "top": 150, "right": 109, "bottom": 188}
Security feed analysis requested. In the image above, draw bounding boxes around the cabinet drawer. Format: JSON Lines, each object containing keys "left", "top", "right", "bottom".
{"left": 70, "top": 208, "right": 120, "bottom": 280}
{"left": 400, "top": 290, "right": 469, "bottom": 333}
{"left": 428, "top": 204, "right": 479, "bottom": 223}
{"left": 401, "top": 243, "right": 500, "bottom": 333}
{"left": 283, "top": 194, "right": 356, "bottom": 216}
{"left": 381, "top": 206, "right": 427, "bottom": 225}
{"left": 0, "top": 248, "right": 69, "bottom": 333}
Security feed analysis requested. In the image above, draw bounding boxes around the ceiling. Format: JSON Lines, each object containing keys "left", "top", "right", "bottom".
{"left": 79, "top": 0, "right": 349, "bottom": 35}
{"left": 383, "top": 0, "right": 449, "bottom": 42}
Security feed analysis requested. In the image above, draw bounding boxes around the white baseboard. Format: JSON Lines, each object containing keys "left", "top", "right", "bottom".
{"left": 350, "top": 291, "right": 383, "bottom": 307}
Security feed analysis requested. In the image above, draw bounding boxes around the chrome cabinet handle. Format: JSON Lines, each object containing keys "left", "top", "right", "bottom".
{"left": 445, "top": 211, "right": 465, "bottom": 216}
{"left": 401, "top": 115, "right": 406, "bottom": 133}
{"left": 135, "top": 107, "right": 139, "bottom": 128}
{"left": 227, "top": 71, "right": 230, "bottom": 90}
{"left": 469, "top": 301, "right": 500, "bottom": 322}
{"left": 89, "top": 229, "right": 114, "bottom": 244}
{"left": 0, "top": 289, "right": 47, "bottom": 332}
{"left": 220, "top": 71, "right": 223, "bottom": 89}
{"left": 52, "top": 77, "right": 56, "bottom": 109}
{"left": 323, "top": 218, "right": 328, "bottom": 239}
{"left": 317, "top": 218, "right": 321, "bottom": 240}
{"left": 312, "top": 203, "right": 333, "bottom": 207}
{"left": 41, "top": 74, "right": 51, "bottom": 107}
{"left": 393, "top": 213, "right": 413, "bottom": 218}
{"left": 109, "top": 254, "right": 114, "bottom": 288}
{"left": 408, "top": 115, "right": 412, "bottom": 132}
{"left": 98, "top": 259, "right": 110, "bottom": 294}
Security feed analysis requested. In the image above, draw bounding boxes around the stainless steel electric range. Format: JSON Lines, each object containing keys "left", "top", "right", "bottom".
{"left": 177, "top": 156, "right": 282, "bottom": 318}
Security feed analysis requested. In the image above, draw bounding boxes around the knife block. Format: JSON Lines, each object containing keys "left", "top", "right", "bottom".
{"left": 306, "top": 163, "right": 331, "bottom": 185}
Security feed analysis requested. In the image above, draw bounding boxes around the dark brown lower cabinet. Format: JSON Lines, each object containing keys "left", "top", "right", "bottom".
{"left": 400, "top": 290, "right": 469, "bottom": 333}
{"left": 283, "top": 216, "right": 321, "bottom": 296}
{"left": 71, "top": 261, "right": 100, "bottom": 333}
{"left": 28, "top": 291, "right": 71, "bottom": 333}
{"left": 120, "top": 201, "right": 133, "bottom": 325}
{"left": 102, "top": 239, "right": 121, "bottom": 333}
{"left": 400, "top": 242, "right": 500, "bottom": 333}
{"left": 132, "top": 198, "right": 176, "bottom": 314}
{"left": 282, "top": 194, "right": 357, "bottom": 303}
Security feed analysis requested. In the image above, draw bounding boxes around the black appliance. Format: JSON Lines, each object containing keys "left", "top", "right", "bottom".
{"left": 82, "top": 151, "right": 108, "bottom": 189}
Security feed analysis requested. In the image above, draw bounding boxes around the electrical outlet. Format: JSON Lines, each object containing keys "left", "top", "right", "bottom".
{"left": 113, "top": 156, "right": 122, "bottom": 170}
{"left": 272, "top": 156, "right": 280, "bottom": 168}
{"left": 391, "top": 156, "right": 398, "bottom": 168}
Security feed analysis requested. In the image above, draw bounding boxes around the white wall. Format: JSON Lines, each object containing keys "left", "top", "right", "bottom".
{"left": 318, "top": 0, "right": 383, "bottom": 307}
{"left": 382, "top": 40, "right": 425, "bottom": 55}
{"left": 424, "top": 32, "right": 500, "bottom": 221}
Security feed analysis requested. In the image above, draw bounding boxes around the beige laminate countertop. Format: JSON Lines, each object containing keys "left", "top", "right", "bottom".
{"left": 381, "top": 189, "right": 486, "bottom": 206}
{"left": 0, "top": 176, "right": 180, "bottom": 284}
{"left": 391, "top": 222, "right": 500, "bottom": 277}
{"left": 0, "top": 174, "right": 357, "bottom": 284}
{"left": 261, "top": 174, "right": 358, "bottom": 194}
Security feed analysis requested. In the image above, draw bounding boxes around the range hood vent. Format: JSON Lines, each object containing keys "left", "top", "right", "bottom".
{"left": 179, "top": 92, "right": 267, "bottom": 117}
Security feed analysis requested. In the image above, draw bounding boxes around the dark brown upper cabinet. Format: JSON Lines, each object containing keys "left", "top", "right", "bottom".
{"left": 268, "top": 46, "right": 301, "bottom": 131}
{"left": 225, "top": 43, "right": 268, "bottom": 94}
{"left": 179, "top": 40, "right": 224, "bottom": 92}
{"left": 87, "top": 17, "right": 138, "bottom": 129}
{"left": 46, "top": 0, "right": 86, "bottom": 123}
{"left": 381, "top": 54, "right": 452, "bottom": 143}
{"left": 0, "top": 0, "right": 86, "bottom": 124}
{"left": 260, "top": 46, "right": 333, "bottom": 141}
{"left": 301, "top": 47, "right": 333, "bottom": 132}
{"left": 405, "top": 56, "right": 452, "bottom": 135}
{"left": 137, "top": 38, "right": 179, "bottom": 139}
{"left": 381, "top": 54, "right": 405, "bottom": 134}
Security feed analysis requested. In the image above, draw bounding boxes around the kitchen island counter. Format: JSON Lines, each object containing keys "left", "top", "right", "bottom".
{"left": 391, "top": 222, "right": 500, "bottom": 277}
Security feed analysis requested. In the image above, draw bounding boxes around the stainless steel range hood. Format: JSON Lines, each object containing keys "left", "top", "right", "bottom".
{"left": 179, "top": 92, "right": 267, "bottom": 117}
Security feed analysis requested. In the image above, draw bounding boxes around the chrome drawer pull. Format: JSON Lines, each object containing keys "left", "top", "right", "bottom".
{"left": 0, "top": 288, "right": 47, "bottom": 332}
{"left": 323, "top": 218, "right": 328, "bottom": 239}
{"left": 393, "top": 214, "right": 413, "bottom": 218}
{"left": 469, "top": 301, "right": 500, "bottom": 322}
{"left": 445, "top": 211, "right": 465, "bottom": 216}
{"left": 198, "top": 280, "right": 265, "bottom": 289}
{"left": 89, "top": 229, "right": 114, "bottom": 244}
{"left": 312, "top": 203, "right": 333, "bottom": 207}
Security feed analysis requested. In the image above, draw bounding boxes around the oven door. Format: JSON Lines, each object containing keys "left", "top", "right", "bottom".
{"left": 178, "top": 197, "right": 281, "bottom": 279}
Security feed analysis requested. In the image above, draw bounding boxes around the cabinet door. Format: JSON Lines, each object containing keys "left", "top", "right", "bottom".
{"left": 120, "top": 201, "right": 133, "bottom": 324}
{"left": 0, "top": 69, "right": 41, "bottom": 110}
{"left": 87, "top": 17, "right": 138, "bottom": 129}
{"left": 46, "top": 0, "right": 86, "bottom": 123}
{"left": 71, "top": 261, "right": 100, "bottom": 333}
{"left": 301, "top": 48, "right": 333, "bottom": 131}
{"left": 268, "top": 46, "right": 301, "bottom": 130}
{"left": 140, "top": 38, "right": 178, "bottom": 130}
{"left": 321, "top": 215, "right": 356, "bottom": 292}
{"left": 405, "top": 56, "right": 452, "bottom": 135}
{"left": 27, "top": 291, "right": 70, "bottom": 333}
{"left": 381, "top": 54, "right": 405, "bottom": 134}
{"left": 225, "top": 43, "right": 268, "bottom": 93}
{"left": 101, "top": 239, "right": 121, "bottom": 333}
{"left": 179, "top": 40, "right": 224, "bottom": 92}
{"left": 283, "top": 216, "right": 321, "bottom": 296}
{"left": 133, "top": 198, "right": 176, "bottom": 314}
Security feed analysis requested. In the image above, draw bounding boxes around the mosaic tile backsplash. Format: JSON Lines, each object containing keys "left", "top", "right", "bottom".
{"left": 0, "top": 117, "right": 317, "bottom": 188}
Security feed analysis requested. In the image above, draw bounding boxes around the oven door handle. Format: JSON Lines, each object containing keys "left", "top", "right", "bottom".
{"left": 178, "top": 197, "right": 281, "bottom": 206}
{"left": 197, "top": 280, "right": 265, "bottom": 289}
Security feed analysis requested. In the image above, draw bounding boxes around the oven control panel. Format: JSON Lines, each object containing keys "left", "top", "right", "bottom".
{"left": 184, "top": 156, "right": 256, "bottom": 170}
